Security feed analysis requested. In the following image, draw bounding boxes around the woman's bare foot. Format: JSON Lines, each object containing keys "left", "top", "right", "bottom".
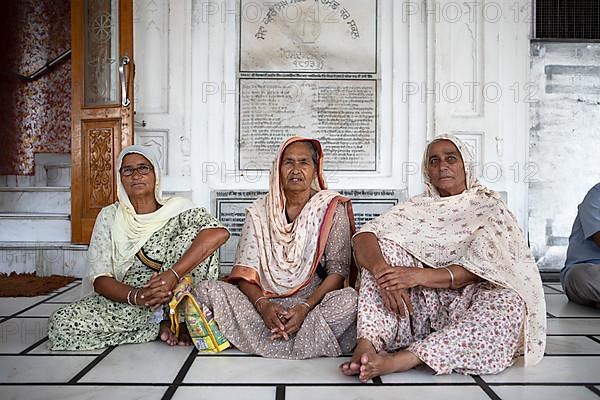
{"left": 177, "top": 324, "right": 193, "bottom": 346}
{"left": 358, "top": 350, "right": 421, "bottom": 383}
{"left": 159, "top": 320, "right": 178, "bottom": 346}
{"left": 340, "top": 338, "right": 376, "bottom": 376}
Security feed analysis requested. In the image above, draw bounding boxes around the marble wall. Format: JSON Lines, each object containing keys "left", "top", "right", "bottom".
{"left": 529, "top": 42, "right": 600, "bottom": 270}
{"left": 1, "top": 0, "right": 71, "bottom": 175}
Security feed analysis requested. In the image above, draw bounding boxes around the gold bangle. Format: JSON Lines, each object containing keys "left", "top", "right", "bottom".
{"left": 298, "top": 301, "right": 311, "bottom": 310}
{"left": 169, "top": 268, "right": 181, "bottom": 281}
{"left": 445, "top": 267, "right": 455, "bottom": 289}
{"left": 254, "top": 296, "right": 267, "bottom": 308}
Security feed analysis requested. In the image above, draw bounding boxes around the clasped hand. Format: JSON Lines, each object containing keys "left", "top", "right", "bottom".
{"left": 138, "top": 271, "right": 179, "bottom": 310}
{"left": 256, "top": 300, "right": 310, "bottom": 341}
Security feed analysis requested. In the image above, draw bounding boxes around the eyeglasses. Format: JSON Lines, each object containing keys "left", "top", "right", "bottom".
{"left": 120, "top": 164, "right": 153, "bottom": 177}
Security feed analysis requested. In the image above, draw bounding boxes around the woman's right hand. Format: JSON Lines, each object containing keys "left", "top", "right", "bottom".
{"left": 381, "top": 287, "right": 413, "bottom": 317}
{"left": 138, "top": 273, "right": 173, "bottom": 309}
{"left": 256, "top": 300, "right": 288, "bottom": 339}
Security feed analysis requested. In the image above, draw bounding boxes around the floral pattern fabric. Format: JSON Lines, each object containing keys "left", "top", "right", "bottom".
{"left": 47, "top": 208, "right": 222, "bottom": 350}
{"left": 358, "top": 239, "right": 525, "bottom": 374}
{"left": 197, "top": 205, "right": 358, "bottom": 359}
{"left": 359, "top": 134, "right": 546, "bottom": 366}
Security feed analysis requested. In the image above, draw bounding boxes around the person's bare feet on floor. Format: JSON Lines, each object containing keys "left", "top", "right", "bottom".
{"left": 159, "top": 320, "right": 178, "bottom": 346}
{"left": 177, "top": 323, "right": 193, "bottom": 346}
{"left": 358, "top": 350, "right": 421, "bottom": 383}
{"left": 340, "top": 338, "right": 376, "bottom": 376}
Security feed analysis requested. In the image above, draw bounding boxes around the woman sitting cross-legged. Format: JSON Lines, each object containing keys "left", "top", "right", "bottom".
{"left": 196, "top": 136, "right": 358, "bottom": 359}
{"left": 340, "top": 134, "right": 546, "bottom": 381}
{"left": 47, "top": 145, "right": 229, "bottom": 350}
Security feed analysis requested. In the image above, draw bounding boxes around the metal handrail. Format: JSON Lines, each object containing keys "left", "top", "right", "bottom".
{"left": 17, "top": 49, "right": 71, "bottom": 82}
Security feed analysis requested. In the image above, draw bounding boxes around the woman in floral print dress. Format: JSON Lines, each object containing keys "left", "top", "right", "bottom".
{"left": 196, "top": 137, "right": 358, "bottom": 359}
{"left": 340, "top": 134, "right": 546, "bottom": 382}
{"left": 47, "top": 145, "right": 229, "bottom": 350}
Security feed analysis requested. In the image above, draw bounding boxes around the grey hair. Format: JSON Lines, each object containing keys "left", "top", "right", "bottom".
{"left": 302, "top": 141, "right": 319, "bottom": 166}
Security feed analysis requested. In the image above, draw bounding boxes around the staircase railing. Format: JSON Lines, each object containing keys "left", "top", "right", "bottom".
{"left": 17, "top": 49, "right": 71, "bottom": 82}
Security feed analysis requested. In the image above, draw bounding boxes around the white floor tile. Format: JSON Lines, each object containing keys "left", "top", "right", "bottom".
{"left": 184, "top": 356, "right": 365, "bottom": 384}
{"left": 0, "top": 355, "right": 96, "bottom": 383}
{"left": 79, "top": 341, "right": 192, "bottom": 383}
{"left": 28, "top": 341, "right": 104, "bottom": 355}
{"left": 545, "top": 296, "right": 600, "bottom": 317}
{"left": 482, "top": 356, "right": 600, "bottom": 383}
{"left": 19, "top": 302, "right": 64, "bottom": 317}
{"left": 0, "top": 318, "right": 48, "bottom": 354}
{"left": 547, "top": 318, "right": 600, "bottom": 335}
{"left": 0, "top": 297, "right": 49, "bottom": 316}
{"left": 492, "top": 385, "right": 600, "bottom": 400}
{"left": 1, "top": 385, "right": 166, "bottom": 400}
{"left": 172, "top": 386, "right": 276, "bottom": 400}
{"left": 286, "top": 385, "right": 488, "bottom": 400}
{"left": 546, "top": 336, "right": 600, "bottom": 354}
{"left": 380, "top": 366, "right": 474, "bottom": 384}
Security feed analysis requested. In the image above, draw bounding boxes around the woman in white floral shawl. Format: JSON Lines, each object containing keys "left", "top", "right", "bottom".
{"left": 340, "top": 134, "right": 546, "bottom": 382}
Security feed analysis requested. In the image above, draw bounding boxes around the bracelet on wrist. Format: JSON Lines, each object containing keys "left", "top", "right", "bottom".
{"left": 169, "top": 268, "right": 181, "bottom": 281}
{"left": 254, "top": 296, "right": 267, "bottom": 309}
{"left": 298, "top": 301, "right": 311, "bottom": 310}
{"left": 445, "top": 267, "right": 455, "bottom": 289}
{"left": 126, "top": 289, "right": 133, "bottom": 305}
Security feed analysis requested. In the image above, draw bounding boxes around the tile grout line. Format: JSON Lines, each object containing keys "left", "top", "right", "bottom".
{"left": 587, "top": 336, "right": 600, "bottom": 345}
{"left": 0, "top": 284, "right": 81, "bottom": 324}
{"left": 542, "top": 284, "right": 564, "bottom": 294}
{"left": 0, "top": 382, "right": 597, "bottom": 387}
{"left": 276, "top": 385, "right": 286, "bottom": 400}
{"left": 161, "top": 347, "right": 199, "bottom": 400}
{"left": 585, "top": 385, "right": 600, "bottom": 396}
{"left": 68, "top": 345, "right": 115, "bottom": 384}
{"left": 19, "top": 336, "right": 49, "bottom": 355}
{"left": 472, "top": 375, "right": 502, "bottom": 400}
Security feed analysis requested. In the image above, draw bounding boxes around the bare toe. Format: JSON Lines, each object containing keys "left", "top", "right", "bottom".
{"left": 159, "top": 321, "right": 177, "bottom": 346}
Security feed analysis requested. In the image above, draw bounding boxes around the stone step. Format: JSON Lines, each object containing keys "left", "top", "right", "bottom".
{"left": 0, "top": 241, "right": 88, "bottom": 277}
{"left": 0, "top": 187, "right": 70, "bottom": 213}
{"left": 45, "top": 163, "right": 71, "bottom": 187}
{"left": 0, "top": 175, "right": 35, "bottom": 187}
{"left": 0, "top": 212, "right": 70, "bottom": 242}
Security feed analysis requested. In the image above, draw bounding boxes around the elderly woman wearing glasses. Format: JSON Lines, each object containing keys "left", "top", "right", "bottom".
{"left": 47, "top": 145, "right": 229, "bottom": 350}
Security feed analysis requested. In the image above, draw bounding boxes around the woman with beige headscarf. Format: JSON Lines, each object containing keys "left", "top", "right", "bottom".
{"left": 340, "top": 134, "right": 546, "bottom": 381}
{"left": 48, "top": 145, "right": 229, "bottom": 350}
{"left": 196, "top": 137, "right": 358, "bottom": 359}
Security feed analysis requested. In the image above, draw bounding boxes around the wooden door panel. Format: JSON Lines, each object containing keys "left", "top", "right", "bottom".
{"left": 82, "top": 120, "right": 119, "bottom": 211}
{"left": 71, "top": 0, "right": 133, "bottom": 243}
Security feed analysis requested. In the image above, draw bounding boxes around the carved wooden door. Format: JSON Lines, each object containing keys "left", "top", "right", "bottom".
{"left": 71, "top": 0, "right": 134, "bottom": 243}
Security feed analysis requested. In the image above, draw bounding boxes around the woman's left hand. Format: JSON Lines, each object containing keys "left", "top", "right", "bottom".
{"left": 376, "top": 266, "right": 424, "bottom": 290}
{"left": 142, "top": 272, "right": 179, "bottom": 308}
{"left": 271, "top": 304, "right": 310, "bottom": 340}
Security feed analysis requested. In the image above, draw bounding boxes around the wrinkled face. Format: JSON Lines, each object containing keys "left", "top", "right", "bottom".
{"left": 120, "top": 153, "right": 156, "bottom": 200}
{"left": 426, "top": 140, "right": 467, "bottom": 197}
{"left": 279, "top": 142, "right": 317, "bottom": 196}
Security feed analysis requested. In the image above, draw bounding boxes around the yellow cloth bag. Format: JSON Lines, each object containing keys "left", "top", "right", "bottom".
{"left": 168, "top": 276, "right": 230, "bottom": 352}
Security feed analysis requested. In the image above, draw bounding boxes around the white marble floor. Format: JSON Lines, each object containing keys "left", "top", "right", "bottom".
{"left": 1, "top": 281, "right": 599, "bottom": 400}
